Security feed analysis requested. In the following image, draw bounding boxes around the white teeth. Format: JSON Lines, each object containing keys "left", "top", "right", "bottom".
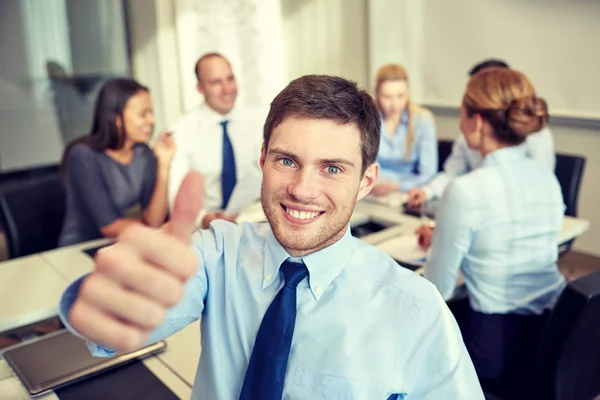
{"left": 286, "top": 208, "right": 319, "bottom": 220}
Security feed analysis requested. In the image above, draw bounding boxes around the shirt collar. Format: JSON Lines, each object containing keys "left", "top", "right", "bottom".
{"left": 400, "top": 110, "right": 409, "bottom": 125}
{"left": 482, "top": 145, "right": 527, "bottom": 167}
{"left": 263, "top": 226, "right": 355, "bottom": 301}
{"left": 379, "top": 110, "right": 409, "bottom": 134}
{"left": 199, "top": 102, "right": 236, "bottom": 125}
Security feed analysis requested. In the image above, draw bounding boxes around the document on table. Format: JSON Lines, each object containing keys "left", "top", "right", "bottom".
{"left": 225, "top": 173, "right": 262, "bottom": 214}
{"left": 362, "top": 192, "right": 408, "bottom": 209}
{"left": 377, "top": 234, "right": 427, "bottom": 265}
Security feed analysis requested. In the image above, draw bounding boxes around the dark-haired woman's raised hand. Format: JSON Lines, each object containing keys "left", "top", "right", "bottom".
{"left": 152, "top": 131, "right": 177, "bottom": 167}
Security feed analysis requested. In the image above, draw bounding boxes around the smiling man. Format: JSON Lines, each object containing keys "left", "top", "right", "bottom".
{"left": 167, "top": 53, "right": 264, "bottom": 228}
{"left": 60, "top": 75, "right": 483, "bottom": 399}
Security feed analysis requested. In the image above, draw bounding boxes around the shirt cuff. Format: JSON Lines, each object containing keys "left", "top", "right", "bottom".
{"left": 423, "top": 185, "right": 435, "bottom": 200}
{"left": 59, "top": 274, "right": 117, "bottom": 357}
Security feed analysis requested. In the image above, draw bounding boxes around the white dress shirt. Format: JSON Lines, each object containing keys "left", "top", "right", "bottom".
{"left": 168, "top": 103, "right": 265, "bottom": 214}
{"left": 424, "top": 127, "right": 555, "bottom": 200}
{"left": 424, "top": 146, "right": 565, "bottom": 315}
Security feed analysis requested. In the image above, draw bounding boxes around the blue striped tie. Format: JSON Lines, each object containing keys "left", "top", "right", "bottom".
{"left": 239, "top": 259, "right": 309, "bottom": 399}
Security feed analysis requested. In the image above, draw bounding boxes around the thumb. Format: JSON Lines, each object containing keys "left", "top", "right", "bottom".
{"left": 165, "top": 172, "right": 204, "bottom": 242}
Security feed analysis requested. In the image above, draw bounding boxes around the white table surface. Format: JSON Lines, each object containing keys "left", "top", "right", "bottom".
{"left": 0, "top": 255, "right": 68, "bottom": 333}
{"left": 373, "top": 213, "right": 591, "bottom": 266}
{"left": 0, "top": 239, "right": 192, "bottom": 399}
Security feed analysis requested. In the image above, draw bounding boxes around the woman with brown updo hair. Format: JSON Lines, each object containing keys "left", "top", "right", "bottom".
{"left": 421, "top": 68, "right": 565, "bottom": 396}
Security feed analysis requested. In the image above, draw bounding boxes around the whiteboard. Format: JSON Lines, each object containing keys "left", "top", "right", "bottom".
{"left": 368, "top": 0, "right": 600, "bottom": 121}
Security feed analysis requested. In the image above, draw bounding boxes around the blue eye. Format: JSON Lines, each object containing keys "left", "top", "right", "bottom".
{"left": 326, "top": 166, "right": 341, "bottom": 174}
{"left": 280, "top": 158, "right": 294, "bottom": 167}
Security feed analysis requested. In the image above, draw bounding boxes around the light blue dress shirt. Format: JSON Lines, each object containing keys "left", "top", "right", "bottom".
{"left": 60, "top": 221, "right": 484, "bottom": 399}
{"left": 424, "top": 127, "right": 555, "bottom": 200}
{"left": 424, "top": 146, "right": 565, "bottom": 315}
{"left": 377, "top": 111, "right": 438, "bottom": 192}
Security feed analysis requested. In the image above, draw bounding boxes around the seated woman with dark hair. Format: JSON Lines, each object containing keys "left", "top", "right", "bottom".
{"left": 59, "top": 78, "right": 175, "bottom": 246}
{"left": 420, "top": 68, "right": 565, "bottom": 397}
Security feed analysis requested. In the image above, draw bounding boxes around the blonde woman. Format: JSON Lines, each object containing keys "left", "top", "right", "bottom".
{"left": 421, "top": 68, "right": 565, "bottom": 397}
{"left": 371, "top": 64, "right": 438, "bottom": 196}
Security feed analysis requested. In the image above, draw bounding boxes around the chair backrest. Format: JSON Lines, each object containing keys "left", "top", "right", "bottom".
{"left": 537, "top": 270, "right": 600, "bottom": 400}
{"left": 554, "top": 153, "right": 586, "bottom": 217}
{"left": 437, "top": 139, "right": 454, "bottom": 172}
{"left": 0, "top": 164, "right": 60, "bottom": 190}
{"left": 0, "top": 175, "right": 66, "bottom": 259}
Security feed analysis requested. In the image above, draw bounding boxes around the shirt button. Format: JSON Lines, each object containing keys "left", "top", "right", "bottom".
{"left": 315, "top": 287, "right": 322, "bottom": 295}
{"left": 266, "top": 274, "right": 272, "bottom": 282}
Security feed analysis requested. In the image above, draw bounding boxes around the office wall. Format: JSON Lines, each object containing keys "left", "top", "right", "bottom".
{"left": 0, "top": 0, "right": 64, "bottom": 171}
{"left": 125, "top": 0, "right": 172, "bottom": 133}
{"left": 281, "top": 0, "right": 369, "bottom": 88}
{"left": 65, "top": 0, "right": 129, "bottom": 76}
{"left": 368, "top": 0, "right": 600, "bottom": 120}
{"left": 0, "top": 0, "right": 133, "bottom": 172}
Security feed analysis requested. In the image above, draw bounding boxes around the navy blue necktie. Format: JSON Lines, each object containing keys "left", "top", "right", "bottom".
{"left": 239, "top": 259, "right": 309, "bottom": 400}
{"left": 220, "top": 120, "right": 236, "bottom": 209}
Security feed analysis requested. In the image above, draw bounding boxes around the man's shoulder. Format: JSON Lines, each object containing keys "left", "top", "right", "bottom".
{"left": 169, "top": 109, "right": 200, "bottom": 133}
{"left": 526, "top": 126, "right": 554, "bottom": 147}
{"left": 192, "top": 220, "right": 269, "bottom": 253}
{"left": 349, "top": 240, "right": 443, "bottom": 304}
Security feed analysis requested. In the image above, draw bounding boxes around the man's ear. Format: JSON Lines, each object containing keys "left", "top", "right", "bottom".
{"left": 197, "top": 82, "right": 204, "bottom": 95}
{"left": 259, "top": 143, "right": 266, "bottom": 169}
{"left": 356, "top": 162, "right": 379, "bottom": 202}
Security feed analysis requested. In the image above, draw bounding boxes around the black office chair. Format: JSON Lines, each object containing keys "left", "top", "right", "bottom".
{"left": 0, "top": 164, "right": 60, "bottom": 191}
{"left": 0, "top": 175, "right": 66, "bottom": 259}
{"left": 483, "top": 270, "right": 600, "bottom": 400}
{"left": 437, "top": 139, "right": 454, "bottom": 172}
{"left": 536, "top": 270, "right": 600, "bottom": 400}
{"left": 554, "top": 153, "right": 586, "bottom": 257}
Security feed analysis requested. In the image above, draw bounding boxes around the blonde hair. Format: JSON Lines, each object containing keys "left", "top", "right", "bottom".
{"left": 463, "top": 67, "right": 548, "bottom": 145}
{"left": 375, "top": 64, "right": 433, "bottom": 160}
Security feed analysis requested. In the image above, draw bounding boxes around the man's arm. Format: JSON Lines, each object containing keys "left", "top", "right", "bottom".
{"left": 406, "top": 292, "right": 484, "bottom": 399}
{"left": 526, "top": 127, "right": 555, "bottom": 172}
{"left": 423, "top": 135, "right": 471, "bottom": 200}
{"left": 62, "top": 173, "right": 206, "bottom": 353}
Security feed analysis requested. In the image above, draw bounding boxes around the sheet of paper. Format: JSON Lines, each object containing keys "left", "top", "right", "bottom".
{"left": 225, "top": 173, "right": 262, "bottom": 214}
{"left": 376, "top": 234, "right": 427, "bottom": 264}
{"left": 362, "top": 192, "right": 407, "bottom": 209}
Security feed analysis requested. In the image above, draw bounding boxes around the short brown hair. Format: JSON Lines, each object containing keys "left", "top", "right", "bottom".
{"left": 263, "top": 75, "right": 380, "bottom": 174}
{"left": 463, "top": 68, "right": 549, "bottom": 146}
{"left": 194, "top": 52, "right": 229, "bottom": 81}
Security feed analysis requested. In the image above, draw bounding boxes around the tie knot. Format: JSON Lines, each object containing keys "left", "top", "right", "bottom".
{"left": 280, "top": 259, "right": 309, "bottom": 289}
{"left": 220, "top": 120, "right": 229, "bottom": 128}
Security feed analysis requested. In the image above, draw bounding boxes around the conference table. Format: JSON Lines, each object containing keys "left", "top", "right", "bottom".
{"left": 0, "top": 197, "right": 591, "bottom": 398}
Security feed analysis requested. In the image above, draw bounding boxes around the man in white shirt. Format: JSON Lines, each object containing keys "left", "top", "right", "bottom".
{"left": 168, "top": 53, "right": 264, "bottom": 228}
{"left": 407, "top": 59, "right": 555, "bottom": 207}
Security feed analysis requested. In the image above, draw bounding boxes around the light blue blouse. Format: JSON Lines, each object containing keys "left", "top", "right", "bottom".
{"left": 377, "top": 110, "right": 438, "bottom": 192}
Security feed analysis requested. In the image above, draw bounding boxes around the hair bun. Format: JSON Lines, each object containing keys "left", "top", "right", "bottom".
{"left": 506, "top": 96, "right": 549, "bottom": 137}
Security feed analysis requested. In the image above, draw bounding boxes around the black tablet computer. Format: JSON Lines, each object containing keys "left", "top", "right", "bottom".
{"left": 3, "top": 329, "right": 166, "bottom": 397}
